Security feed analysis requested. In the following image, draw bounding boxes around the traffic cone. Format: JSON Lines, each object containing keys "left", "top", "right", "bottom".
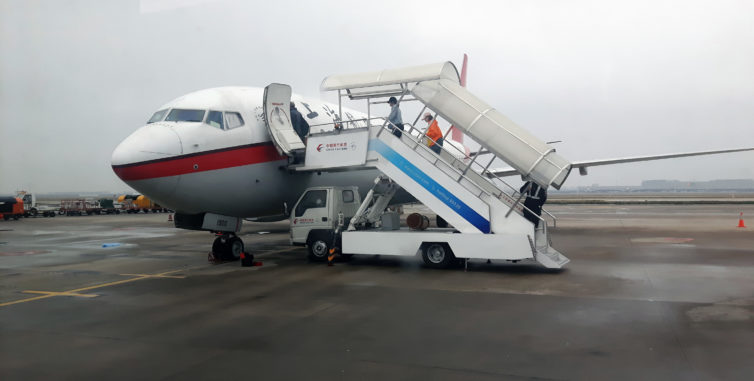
{"left": 168, "top": 213, "right": 173, "bottom": 222}
{"left": 738, "top": 212, "right": 746, "bottom": 228}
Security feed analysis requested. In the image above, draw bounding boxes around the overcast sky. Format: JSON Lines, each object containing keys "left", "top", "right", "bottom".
{"left": 1, "top": 0, "right": 753, "bottom": 194}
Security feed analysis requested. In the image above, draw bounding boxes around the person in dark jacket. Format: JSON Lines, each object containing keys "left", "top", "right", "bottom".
{"left": 290, "top": 103, "right": 309, "bottom": 141}
{"left": 386, "top": 96, "right": 403, "bottom": 137}
{"left": 520, "top": 181, "right": 547, "bottom": 227}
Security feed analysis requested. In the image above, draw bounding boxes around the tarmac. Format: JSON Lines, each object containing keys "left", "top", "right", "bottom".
{"left": 1, "top": 204, "right": 752, "bottom": 380}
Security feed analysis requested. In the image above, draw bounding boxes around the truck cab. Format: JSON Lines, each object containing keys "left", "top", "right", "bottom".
{"left": 290, "top": 186, "right": 361, "bottom": 260}
{"left": 0, "top": 197, "right": 24, "bottom": 221}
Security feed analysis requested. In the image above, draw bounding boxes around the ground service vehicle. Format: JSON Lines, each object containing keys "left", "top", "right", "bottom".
{"left": 98, "top": 199, "right": 121, "bottom": 214}
{"left": 290, "top": 186, "right": 361, "bottom": 260}
{"left": 16, "top": 191, "right": 57, "bottom": 217}
{"left": 118, "top": 194, "right": 167, "bottom": 213}
{"left": 0, "top": 197, "right": 24, "bottom": 221}
{"left": 59, "top": 199, "right": 101, "bottom": 216}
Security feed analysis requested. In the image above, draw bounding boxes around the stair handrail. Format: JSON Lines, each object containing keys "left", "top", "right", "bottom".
{"left": 378, "top": 121, "right": 555, "bottom": 229}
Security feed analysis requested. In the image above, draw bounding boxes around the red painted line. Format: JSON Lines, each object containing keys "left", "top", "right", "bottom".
{"left": 113, "top": 144, "right": 286, "bottom": 181}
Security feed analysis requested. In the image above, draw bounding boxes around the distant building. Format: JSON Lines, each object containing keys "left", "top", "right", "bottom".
{"left": 641, "top": 179, "right": 754, "bottom": 191}
{"left": 562, "top": 179, "right": 754, "bottom": 193}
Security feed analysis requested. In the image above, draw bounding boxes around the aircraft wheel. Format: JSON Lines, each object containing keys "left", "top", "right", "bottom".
{"left": 227, "top": 237, "right": 244, "bottom": 260}
{"left": 421, "top": 242, "right": 455, "bottom": 268}
{"left": 212, "top": 236, "right": 229, "bottom": 258}
{"left": 307, "top": 232, "right": 330, "bottom": 262}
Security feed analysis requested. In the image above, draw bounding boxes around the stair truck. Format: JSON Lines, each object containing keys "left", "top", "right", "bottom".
{"left": 275, "top": 61, "right": 571, "bottom": 269}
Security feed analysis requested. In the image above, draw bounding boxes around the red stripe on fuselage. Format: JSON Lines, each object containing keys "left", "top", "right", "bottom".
{"left": 112, "top": 143, "right": 286, "bottom": 181}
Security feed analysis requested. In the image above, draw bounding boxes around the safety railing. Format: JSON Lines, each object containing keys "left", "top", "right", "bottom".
{"left": 396, "top": 116, "right": 558, "bottom": 230}
{"left": 303, "top": 96, "right": 556, "bottom": 231}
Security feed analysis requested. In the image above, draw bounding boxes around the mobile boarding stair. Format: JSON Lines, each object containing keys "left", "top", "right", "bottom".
{"left": 263, "top": 62, "right": 572, "bottom": 268}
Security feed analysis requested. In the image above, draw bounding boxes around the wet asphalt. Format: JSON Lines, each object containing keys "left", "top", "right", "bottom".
{"left": 1, "top": 205, "right": 752, "bottom": 380}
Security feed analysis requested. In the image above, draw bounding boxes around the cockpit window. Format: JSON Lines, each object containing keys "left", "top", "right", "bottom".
{"left": 206, "top": 111, "right": 224, "bottom": 129}
{"left": 165, "top": 109, "right": 206, "bottom": 122}
{"left": 225, "top": 112, "right": 244, "bottom": 129}
{"left": 147, "top": 109, "right": 169, "bottom": 124}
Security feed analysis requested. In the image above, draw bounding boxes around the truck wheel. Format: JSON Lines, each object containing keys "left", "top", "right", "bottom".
{"left": 421, "top": 243, "right": 455, "bottom": 268}
{"left": 307, "top": 232, "right": 331, "bottom": 262}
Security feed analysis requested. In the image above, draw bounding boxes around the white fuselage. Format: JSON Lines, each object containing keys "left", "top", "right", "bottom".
{"left": 111, "top": 87, "right": 386, "bottom": 219}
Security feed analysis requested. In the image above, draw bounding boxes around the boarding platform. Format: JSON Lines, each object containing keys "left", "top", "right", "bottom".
{"left": 264, "top": 61, "right": 572, "bottom": 268}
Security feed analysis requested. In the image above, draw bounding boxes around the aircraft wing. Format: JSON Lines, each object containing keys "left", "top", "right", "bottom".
{"left": 486, "top": 147, "right": 754, "bottom": 178}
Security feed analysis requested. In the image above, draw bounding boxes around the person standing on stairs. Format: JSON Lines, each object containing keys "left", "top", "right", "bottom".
{"left": 520, "top": 181, "right": 547, "bottom": 228}
{"left": 387, "top": 97, "right": 403, "bottom": 137}
{"left": 422, "top": 112, "right": 444, "bottom": 154}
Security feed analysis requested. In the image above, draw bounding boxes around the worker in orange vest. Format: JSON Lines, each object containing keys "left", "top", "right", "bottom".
{"left": 422, "top": 112, "right": 444, "bottom": 154}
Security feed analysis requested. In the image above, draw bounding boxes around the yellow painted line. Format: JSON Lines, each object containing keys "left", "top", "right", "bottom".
{"left": 23, "top": 290, "right": 99, "bottom": 298}
{"left": 0, "top": 294, "right": 57, "bottom": 307}
{"left": 120, "top": 273, "right": 186, "bottom": 279}
{"left": 0, "top": 269, "right": 188, "bottom": 308}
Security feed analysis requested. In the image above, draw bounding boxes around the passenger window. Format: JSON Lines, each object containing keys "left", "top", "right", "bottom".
{"left": 225, "top": 112, "right": 244, "bottom": 129}
{"left": 342, "top": 190, "right": 354, "bottom": 203}
{"left": 207, "top": 111, "right": 224, "bottom": 129}
{"left": 295, "top": 190, "right": 327, "bottom": 217}
{"left": 147, "top": 109, "right": 168, "bottom": 124}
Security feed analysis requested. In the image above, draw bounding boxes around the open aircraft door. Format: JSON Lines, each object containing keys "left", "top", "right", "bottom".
{"left": 263, "top": 83, "right": 306, "bottom": 156}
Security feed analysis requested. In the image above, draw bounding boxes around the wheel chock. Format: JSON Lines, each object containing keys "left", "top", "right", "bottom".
{"left": 240, "top": 252, "right": 255, "bottom": 267}
{"left": 327, "top": 248, "right": 338, "bottom": 266}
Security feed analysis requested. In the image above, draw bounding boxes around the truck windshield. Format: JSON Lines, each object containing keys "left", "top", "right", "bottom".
{"left": 165, "top": 109, "right": 206, "bottom": 122}
{"left": 295, "top": 190, "right": 327, "bottom": 217}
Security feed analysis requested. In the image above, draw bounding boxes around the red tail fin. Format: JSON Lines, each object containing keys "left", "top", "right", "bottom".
{"left": 449, "top": 54, "right": 468, "bottom": 143}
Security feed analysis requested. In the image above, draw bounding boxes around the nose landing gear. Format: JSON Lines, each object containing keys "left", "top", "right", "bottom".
{"left": 211, "top": 233, "right": 244, "bottom": 261}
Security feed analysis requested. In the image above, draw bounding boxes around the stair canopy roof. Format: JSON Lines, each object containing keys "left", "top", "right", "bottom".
{"left": 320, "top": 62, "right": 460, "bottom": 99}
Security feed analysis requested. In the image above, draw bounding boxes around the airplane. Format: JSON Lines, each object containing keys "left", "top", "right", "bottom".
{"left": 111, "top": 57, "right": 754, "bottom": 261}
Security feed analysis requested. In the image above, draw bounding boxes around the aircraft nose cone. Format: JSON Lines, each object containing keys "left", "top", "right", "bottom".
{"left": 111, "top": 124, "right": 183, "bottom": 181}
